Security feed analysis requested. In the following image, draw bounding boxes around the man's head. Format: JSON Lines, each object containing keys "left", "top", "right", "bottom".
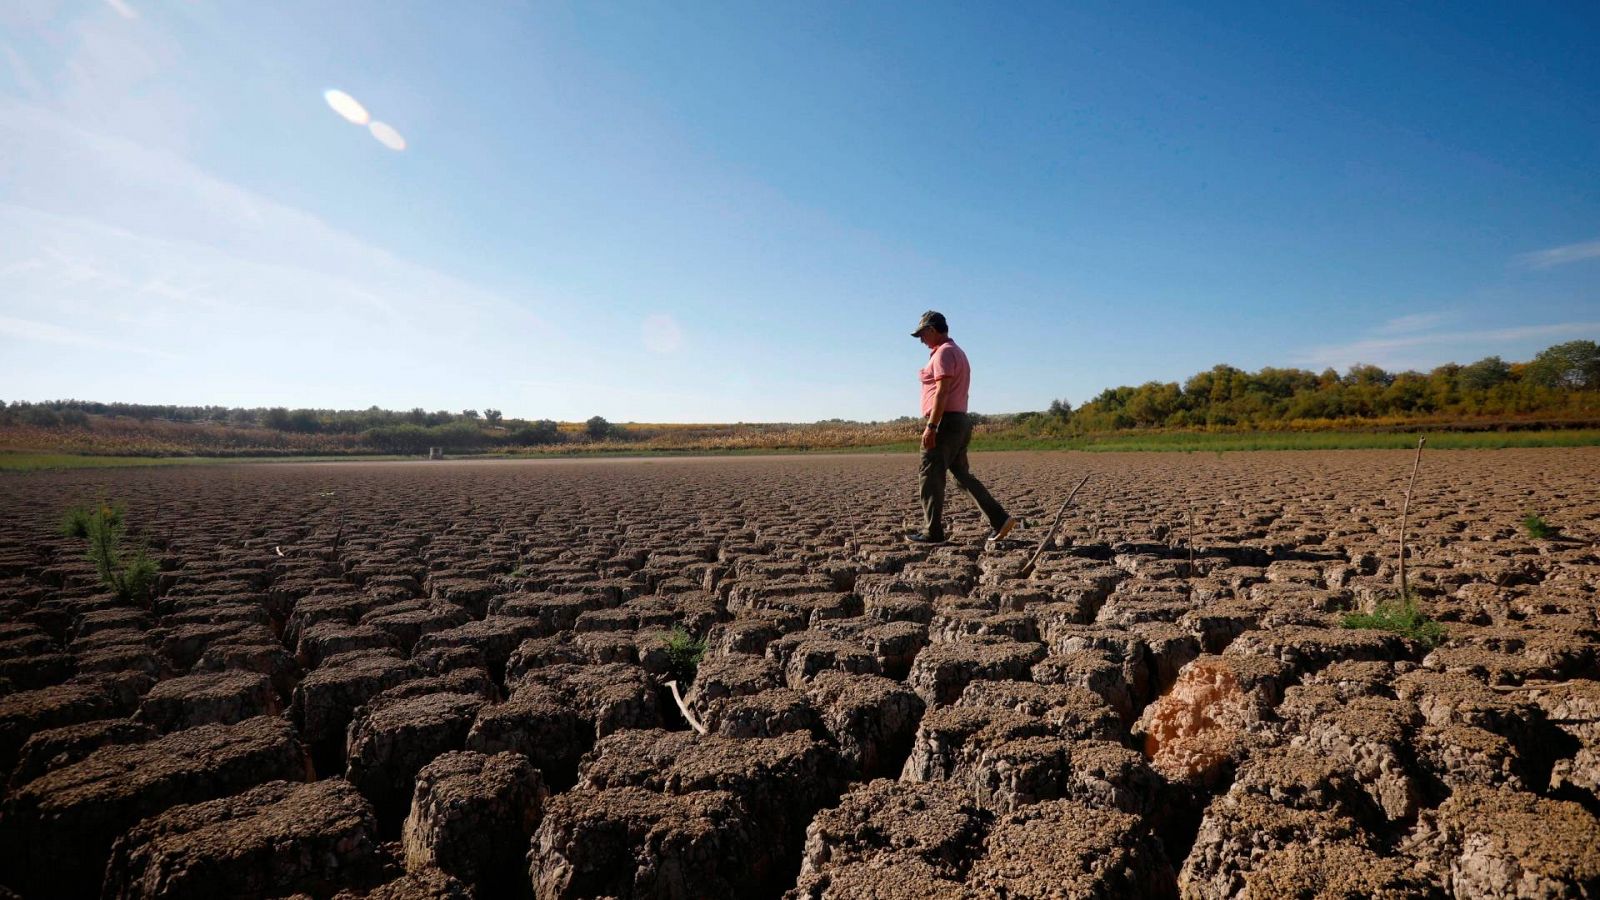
{"left": 911, "top": 310, "right": 949, "bottom": 348}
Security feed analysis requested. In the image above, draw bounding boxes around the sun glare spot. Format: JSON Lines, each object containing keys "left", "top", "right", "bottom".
{"left": 368, "top": 121, "right": 407, "bottom": 151}
{"left": 323, "top": 89, "right": 370, "bottom": 126}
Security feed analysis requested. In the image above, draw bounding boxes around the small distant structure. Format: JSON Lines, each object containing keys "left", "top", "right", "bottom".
{"left": 427, "top": 447, "right": 443, "bottom": 460}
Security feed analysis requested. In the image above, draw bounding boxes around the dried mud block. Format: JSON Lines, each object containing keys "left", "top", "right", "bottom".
{"left": 1179, "top": 599, "right": 1264, "bottom": 653}
{"left": 788, "top": 856, "right": 969, "bottom": 900}
{"left": 414, "top": 616, "right": 552, "bottom": 683}
{"left": 767, "top": 633, "right": 883, "bottom": 688}
{"left": 296, "top": 621, "right": 399, "bottom": 668}
{"left": 1418, "top": 723, "right": 1527, "bottom": 793}
{"left": 0, "top": 681, "right": 125, "bottom": 772}
{"left": 931, "top": 608, "right": 1039, "bottom": 644}
{"left": 8, "top": 718, "right": 154, "bottom": 789}
{"left": 155, "top": 620, "right": 259, "bottom": 672}
{"left": 1050, "top": 627, "right": 1156, "bottom": 710}
{"left": 134, "top": 670, "right": 278, "bottom": 732}
{"left": 1532, "top": 680, "right": 1600, "bottom": 802}
{"left": 906, "top": 638, "right": 1046, "bottom": 707}
{"left": 74, "top": 645, "right": 165, "bottom": 680}
{"left": 503, "top": 636, "right": 588, "bottom": 680}
{"left": 361, "top": 603, "right": 472, "bottom": 653}
{"left": 794, "top": 779, "right": 989, "bottom": 889}
{"left": 1224, "top": 624, "right": 1413, "bottom": 677}
{"left": 967, "top": 799, "right": 1176, "bottom": 899}
{"left": 1131, "top": 621, "right": 1202, "bottom": 699}
{"left": 514, "top": 662, "right": 661, "bottom": 737}
{"left": 1302, "top": 659, "right": 1412, "bottom": 701}
{"left": 704, "top": 608, "right": 806, "bottom": 655}
{"left": 707, "top": 687, "right": 818, "bottom": 738}
{"left": 491, "top": 592, "right": 603, "bottom": 633}
{"left": 1025, "top": 597, "right": 1104, "bottom": 644}
{"left": 806, "top": 671, "right": 925, "bottom": 778}
{"left": 577, "top": 728, "right": 698, "bottom": 791}
{"left": 427, "top": 575, "right": 499, "bottom": 619}
{"left": 0, "top": 716, "right": 309, "bottom": 900}
{"left": 860, "top": 620, "right": 928, "bottom": 679}
{"left": 1135, "top": 654, "right": 1289, "bottom": 786}
{"left": 102, "top": 779, "right": 381, "bottom": 900}
{"left": 283, "top": 593, "right": 385, "bottom": 648}
{"left": 684, "top": 653, "right": 785, "bottom": 720}
{"left": 291, "top": 651, "right": 419, "bottom": 768}
{"left": 193, "top": 637, "right": 301, "bottom": 697}
{"left": 1278, "top": 686, "right": 1426, "bottom": 822}
{"left": 402, "top": 750, "right": 547, "bottom": 896}
{"left": 1180, "top": 794, "right": 1371, "bottom": 900}
{"left": 863, "top": 593, "right": 934, "bottom": 625}
{"left": 345, "top": 691, "right": 488, "bottom": 827}
{"left": 466, "top": 685, "right": 589, "bottom": 790}
{"left": 956, "top": 679, "right": 1122, "bottom": 743}
{"left": 70, "top": 608, "right": 151, "bottom": 640}
{"left": 1392, "top": 670, "right": 1558, "bottom": 773}
{"left": 1406, "top": 786, "right": 1600, "bottom": 900}
{"left": 1241, "top": 842, "right": 1442, "bottom": 900}
{"left": 1032, "top": 650, "right": 1137, "bottom": 725}
{"left": 0, "top": 652, "right": 74, "bottom": 691}
{"left": 334, "top": 867, "right": 473, "bottom": 900}
{"left": 905, "top": 703, "right": 1157, "bottom": 815}
{"left": 529, "top": 787, "right": 763, "bottom": 900}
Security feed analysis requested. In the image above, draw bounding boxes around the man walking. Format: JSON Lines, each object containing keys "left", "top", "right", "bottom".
{"left": 907, "top": 310, "right": 1018, "bottom": 545}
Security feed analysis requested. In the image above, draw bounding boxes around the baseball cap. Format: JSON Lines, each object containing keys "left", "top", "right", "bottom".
{"left": 911, "top": 310, "right": 948, "bottom": 336}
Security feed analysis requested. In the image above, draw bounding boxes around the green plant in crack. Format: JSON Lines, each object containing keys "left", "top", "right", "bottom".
{"left": 663, "top": 627, "right": 706, "bottom": 685}
{"left": 1522, "top": 513, "right": 1556, "bottom": 540}
{"left": 60, "top": 501, "right": 158, "bottom": 604}
{"left": 1343, "top": 595, "right": 1446, "bottom": 650}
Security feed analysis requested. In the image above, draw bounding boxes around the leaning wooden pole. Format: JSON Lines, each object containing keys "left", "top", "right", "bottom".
{"left": 1397, "top": 437, "right": 1425, "bottom": 599}
{"left": 1020, "top": 474, "right": 1092, "bottom": 579}
{"left": 666, "top": 680, "right": 708, "bottom": 735}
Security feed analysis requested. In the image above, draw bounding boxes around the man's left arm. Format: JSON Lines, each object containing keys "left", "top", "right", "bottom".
{"left": 922, "top": 377, "right": 951, "bottom": 451}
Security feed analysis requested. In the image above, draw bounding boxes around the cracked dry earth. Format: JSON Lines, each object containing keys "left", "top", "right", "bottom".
{"left": 1, "top": 448, "right": 1598, "bottom": 899}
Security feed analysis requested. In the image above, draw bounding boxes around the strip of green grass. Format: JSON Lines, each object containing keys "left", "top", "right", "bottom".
{"left": 968, "top": 428, "right": 1600, "bottom": 453}
{"left": 0, "top": 453, "right": 416, "bottom": 472}
{"left": 6, "top": 429, "right": 1597, "bottom": 470}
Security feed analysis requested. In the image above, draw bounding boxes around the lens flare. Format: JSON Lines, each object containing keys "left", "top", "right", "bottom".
{"left": 323, "top": 89, "right": 370, "bottom": 125}
{"left": 368, "top": 121, "right": 406, "bottom": 151}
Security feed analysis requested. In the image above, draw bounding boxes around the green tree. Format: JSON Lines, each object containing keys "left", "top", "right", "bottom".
{"left": 1525, "top": 340, "right": 1600, "bottom": 390}
{"left": 483, "top": 408, "right": 503, "bottom": 426}
{"left": 586, "top": 416, "right": 613, "bottom": 439}
{"left": 1457, "top": 356, "right": 1511, "bottom": 393}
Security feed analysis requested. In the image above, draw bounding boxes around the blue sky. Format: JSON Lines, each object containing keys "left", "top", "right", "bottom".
{"left": 1, "top": 1, "right": 1596, "bottom": 422}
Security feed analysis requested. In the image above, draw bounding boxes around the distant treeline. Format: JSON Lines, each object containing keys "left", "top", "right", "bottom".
{"left": 4, "top": 340, "right": 1597, "bottom": 455}
{"left": 0, "top": 401, "right": 609, "bottom": 453}
{"left": 1019, "top": 340, "right": 1600, "bottom": 432}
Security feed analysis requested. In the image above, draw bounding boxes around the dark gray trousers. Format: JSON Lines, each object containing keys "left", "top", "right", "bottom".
{"left": 919, "top": 412, "right": 1008, "bottom": 539}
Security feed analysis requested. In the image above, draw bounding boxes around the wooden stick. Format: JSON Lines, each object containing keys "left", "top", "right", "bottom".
{"left": 1397, "top": 437, "right": 1425, "bottom": 599}
{"left": 1187, "top": 501, "right": 1196, "bottom": 579}
{"left": 1020, "top": 474, "right": 1091, "bottom": 579}
{"left": 666, "top": 680, "right": 708, "bottom": 735}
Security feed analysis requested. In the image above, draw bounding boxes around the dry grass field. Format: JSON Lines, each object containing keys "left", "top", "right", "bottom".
{"left": 1, "top": 448, "right": 1598, "bottom": 897}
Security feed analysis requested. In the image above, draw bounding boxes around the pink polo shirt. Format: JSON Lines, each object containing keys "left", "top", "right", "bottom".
{"left": 919, "top": 338, "right": 971, "bottom": 416}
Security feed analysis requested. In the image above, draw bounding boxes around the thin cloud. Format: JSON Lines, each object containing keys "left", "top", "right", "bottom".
{"left": 0, "top": 313, "right": 170, "bottom": 357}
{"left": 1517, "top": 239, "right": 1600, "bottom": 270}
{"left": 103, "top": 0, "right": 138, "bottom": 21}
{"left": 1296, "top": 321, "right": 1600, "bottom": 371}
{"left": 1373, "top": 312, "right": 1451, "bottom": 335}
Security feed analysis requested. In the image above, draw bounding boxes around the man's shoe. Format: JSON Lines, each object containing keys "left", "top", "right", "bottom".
{"left": 987, "top": 517, "right": 1019, "bottom": 543}
{"left": 905, "top": 532, "right": 946, "bottom": 545}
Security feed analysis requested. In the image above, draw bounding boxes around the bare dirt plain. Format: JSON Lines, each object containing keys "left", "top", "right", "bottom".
{"left": 1, "top": 448, "right": 1599, "bottom": 899}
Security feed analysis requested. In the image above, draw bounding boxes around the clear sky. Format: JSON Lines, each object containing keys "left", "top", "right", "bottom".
{"left": 2, "top": 1, "right": 1596, "bottom": 422}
